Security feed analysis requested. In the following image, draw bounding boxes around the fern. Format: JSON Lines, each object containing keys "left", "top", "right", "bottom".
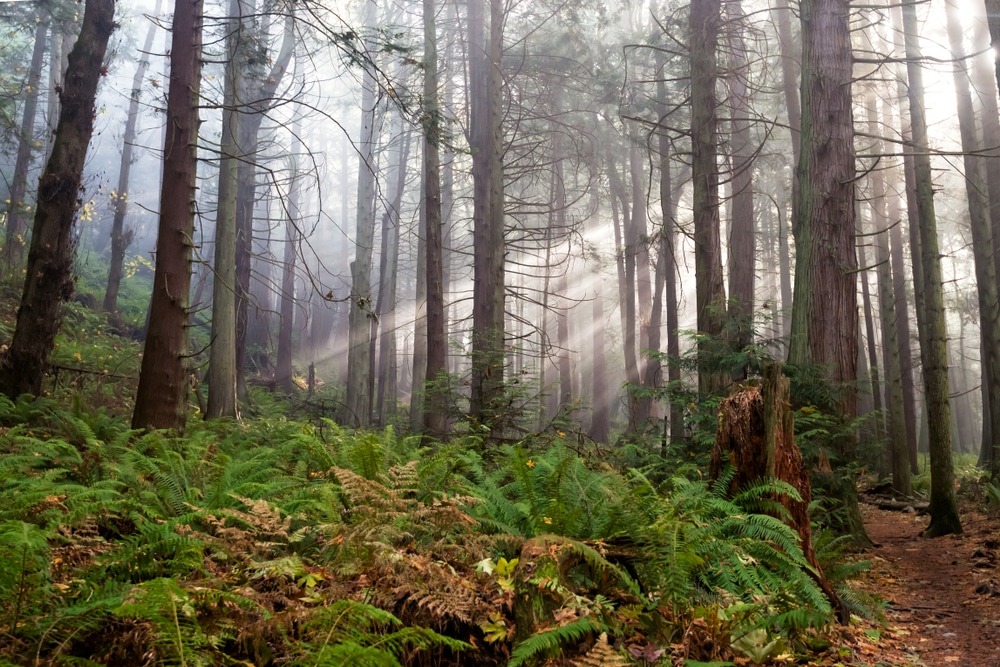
{"left": 508, "top": 616, "right": 599, "bottom": 667}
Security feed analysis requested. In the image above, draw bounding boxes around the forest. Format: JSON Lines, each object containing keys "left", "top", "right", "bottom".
{"left": 3, "top": 0, "right": 1000, "bottom": 663}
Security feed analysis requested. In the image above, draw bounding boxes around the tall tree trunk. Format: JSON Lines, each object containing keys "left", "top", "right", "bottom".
{"left": 103, "top": 0, "right": 162, "bottom": 314}
{"left": 468, "top": 0, "right": 506, "bottom": 428}
{"left": 0, "top": 0, "right": 115, "bottom": 399}
{"left": 421, "top": 0, "right": 447, "bottom": 437}
{"left": 857, "top": 238, "right": 886, "bottom": 449}
{"left": 629, "top": 139, "right": 653, "bottom": 424}
{"left": 787, "top": 0, "right": 858, "bottom": 423}
{"left": 774, "top": 0, "right": 799, "bottom": 340}
{"left": 346, "top": 0, "right": 379, "bottom": 427}
{"left": 206, "top": 0, "right": 251, "bottom": 419}
{"left": 234, "top": 13, "right": 294, "bottom": 401}
{"left": 3, "top": 19, "right": 49, "bottom": 273}
{"left": 131, "top": 0, "right": 200, "bottom": 431}
{"left": 375, "top": 129, "right": 411, "bottom": 426}
{"left": 276, "top": 120, "right": 302, "bottom": 395}
{"left": 900, "top": 0, "right": 962, "bottom": 536}
{"left": 944, "top": 0, "right": 1000, "bottom": 478}
{"left": 588, "top": 190, "right": 609, "bottom": 444}
{"left": 726, "top": 0, "right": 755, "bottom": 362}
{"left": 610, "top": 168, "right": 640, "bottom": 430}
{"left": 690, "top": 0, "right": 726, "bottom": 394}
{"left": 656, "top": 47, "right": 683, "bottom": 445}
{"left": 866, "top": 94, "right": 912, "bottom": 495}
{"left": 889, "top": 5, "right": 926, "bottom": 473}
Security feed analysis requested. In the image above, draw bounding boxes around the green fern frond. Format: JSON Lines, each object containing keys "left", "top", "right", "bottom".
{"left": 508, "top": 616, "right": 599, "bottom": 667}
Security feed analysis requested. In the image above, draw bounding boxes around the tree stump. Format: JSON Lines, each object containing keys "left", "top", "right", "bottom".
{"left": 710, "top": 363, "right": 849, "bottom": 623}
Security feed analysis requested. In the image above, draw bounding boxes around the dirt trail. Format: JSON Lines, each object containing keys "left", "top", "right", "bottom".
{"left": 858, "top": 504, "right": 1000, "bottom": 666}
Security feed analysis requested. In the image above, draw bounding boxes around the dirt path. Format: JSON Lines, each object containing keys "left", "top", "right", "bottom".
{"left": 853, "top": 504, "right": 1000, "bottom": 666}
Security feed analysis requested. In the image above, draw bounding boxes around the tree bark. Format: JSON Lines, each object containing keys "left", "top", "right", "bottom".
{"left": 468, "top": 0, "right": 506, "bottom": 428}
{"left": 0, "top": 0, "right": 114, "bottom": 399}
{"left": 900, "top": 0, "right": 962, "bottom": 536}
{"left": 132, "top": 0, "right": 201, "bottom": 431}
{"left": 275, "top": 120, "right": 302, "bottom": 395}
{"left": 419, "top": 0, "right": 447, "bottom": 437}
{"left": 690, "top": 0, "right": 727, "bottom": 394}
{"left": 944, "top": 0, "right": 1000, "bottom": 478}
{"left": 787, "top": 0, "right": 858, "bottom": 423}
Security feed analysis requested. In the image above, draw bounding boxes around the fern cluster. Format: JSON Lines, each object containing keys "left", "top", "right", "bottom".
{"left": 0, "top": 396, "right": 869, "bottom": 666}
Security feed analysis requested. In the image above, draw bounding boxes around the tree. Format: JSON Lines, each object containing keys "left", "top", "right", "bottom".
{"left": 690, "top": 0, "right": 727, "bottom": 393}
{"left": 0, "top": 0, "right": 115, "bottom": 399}
{"left": 345, "top": 0, "right": 379, "bottom": 428}
{"left": 421, "top": 0, "right": 447, "bottom": 437}
{"left": 132, "top": 0, "right": 204, "bottom": 431}
{"left": 899, "top": 0, "right": 962, "bottom": 536}
{"left": 787, "top": 0, "right": 858, "bottom": 420}
{"left": 468, "top": 0, "right": 506, "bottom": 428}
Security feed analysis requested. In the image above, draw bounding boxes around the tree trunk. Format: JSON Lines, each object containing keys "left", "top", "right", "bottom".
{"left": 234, "top": 13, "right": 294, "bottom": 401}
{"left": 726, "top": 0, "right": 755, "bottom": 363}
{"left": 375, "top": 128, "right": 411, "bottom": 426}
{"left": 206, "top": 0, "right": 251, "bottom": 419}
{"left": 103, "top": 0, "right": 162, "bottom": 314}
{"left": 866, "top": 93, "right": 911, "bottom": 495}
{"left": 3, "top": 19, "right": 49, "bottom": 274}
{"left": 629, "top": 139, "right": 653, "bottom": 424}
{"left": 610, "top": 170, "right": 640, "bottom": 431}
{"left": 690, "top": 0, "right": 727, "bottom": 394}
{"left": 468, "top": 0, "right": 506, "bottom": 429}
{"left": 774, "top": 0, "right": 799, "bottom": 341}
{"left": 857, "top": 238, "right": 886, "bottom": 450}
{"left": 346, "top": 0, "right": 379, "bottom": 427}
{"left": 900, "top": 0, "right": 962, "bottom": 536}
{"left": 944, "top": 0, "right": 1000, "bottom": 478}
{"left": 0, "top": 0, "right": 115, "bottom": 399}
{"left": 275, "top": 120, "right": 302, "bottom": 395}
{"left": 130, "top": 0, "right": 199, "bottom": 431}
{"left": 788, "top": 0, "right": 858, "bottom": 422}
{"left": 420, "top": 0, "right": 447, "bottom": 438}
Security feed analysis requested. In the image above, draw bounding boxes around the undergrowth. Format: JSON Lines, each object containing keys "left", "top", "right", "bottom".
{"left": 0, "top": 395, "right": 868, "bottom": 666}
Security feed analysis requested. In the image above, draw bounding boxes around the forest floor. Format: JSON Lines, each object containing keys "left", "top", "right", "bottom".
{"left": 827, "top": 502, "right": 1000, "bottom": 666}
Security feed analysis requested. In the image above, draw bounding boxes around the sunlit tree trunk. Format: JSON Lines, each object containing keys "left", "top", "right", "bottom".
{"left": 900, "top": 0, "right": 962, "bottom": 536}
{"left": 3, "top": 19, "right": 49, "bottom": 274}
{"left": 610, "top": 167, "right": 640, "bottom": 430}
{"left": 857, "top": 238, "right": 886, "bottom": 449}
{"left": 375, "top": 129, "right": 411, "bottom": 426}
{"left": 587, "top": 190, "right": 609, "bottom": 444}
{"left": 345, "top": 0, "right": 380, "bottom": 427}
{"left": 629, "top": 139, "right": 653, "bottom": 424}
{"left": 0, "top": 0, "right": 114, "bottom": 399}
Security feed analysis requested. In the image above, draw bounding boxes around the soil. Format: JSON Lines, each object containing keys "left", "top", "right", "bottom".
{"left": 825, "top": 503, "right": 1000, "bottom": 666}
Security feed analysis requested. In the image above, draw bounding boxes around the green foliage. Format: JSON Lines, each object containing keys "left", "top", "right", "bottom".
{"left": 0, "top": 392, "right": 863, "bottom": 665}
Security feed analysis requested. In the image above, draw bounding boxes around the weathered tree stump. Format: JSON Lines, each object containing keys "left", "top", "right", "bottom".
{"left": 710, "top": 363, "right": 849, "bottom": 623}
